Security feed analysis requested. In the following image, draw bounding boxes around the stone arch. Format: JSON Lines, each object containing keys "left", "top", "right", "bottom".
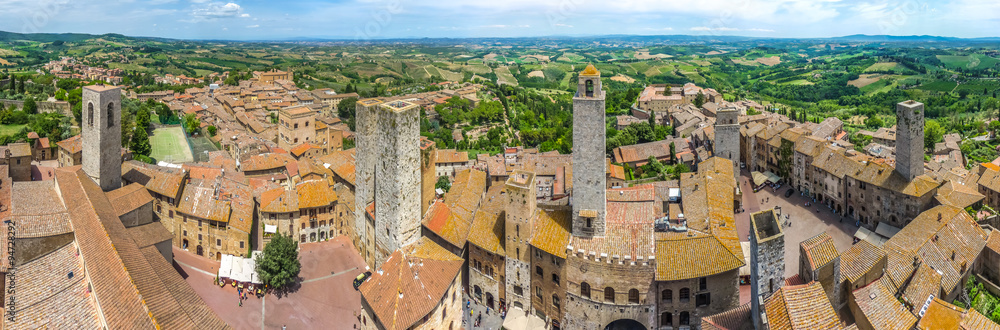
{"left": 680, "top": 311, "right": 690, "bottom": 325}
{"left": 660, "top": 312, "right": 672, "bottom": 327}
{"left": 604, "top": 287, "right": 615, "bottom": 303}
{"left": 628, "top": 288, "right": 639, "bottom": 304}
{"left": 605, "top": 318, "right": 644, "bottom": 330}
{"left": 580, "top": 282, "right": 590, "bottom": 299}
{"left": 585, "top": 80, "right": 594, "bottom": 97}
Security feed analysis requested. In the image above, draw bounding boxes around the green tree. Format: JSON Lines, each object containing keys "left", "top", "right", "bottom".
{"left": 255, "top": 233, "right": 301, "bottom": 290}
{"left": 990, "top": 121, "right": 1000, "bottom": 138}
{"left": 130, "top": 126, "right": 151, "bottom": 157}
{"left": 435, "top": 176, "right": 451, "bottom": 192}
{"left": 337, "top": 97, "right": 358, "bottom": 120}
{"left": 206, "top": 125, "right": 217, "bottom": 136}
{"left": 184, "top": 113, "right": 200, "bottom": 135}
{"left": 669, "top": 142, "right": 677, "bottom": 165}
{"left": 864, "top": 116, "right": 884, "bottom": 129}
{"left": 23, "top": 98, "right": 37, "bottom": 114}
{"left": 925, "top": 120, "right": 945, "bottom": 151}
{"left": 693, "top": 91, "right": 706, "bottom": 108}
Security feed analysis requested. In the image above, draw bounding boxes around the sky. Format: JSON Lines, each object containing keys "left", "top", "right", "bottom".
{"left": 0, "top": 0, "right": 996, "bottom": 40}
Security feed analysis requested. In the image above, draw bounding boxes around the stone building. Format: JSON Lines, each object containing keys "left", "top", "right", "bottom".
{"left": 505, "top": 170, "right": 537, "bottom": 311}
{"left": 714, "top": 107, "right": 740, "bottom": 178}
{"left": 836, "top": 239, "right": 885, "bottom": 311}
{"left": 420, "top": 168, "right": 486, "bottom": 257}
{"left": 255, "top": 69, "right": 292, "bottom": 83}
{"left": 174, "top": 176, "right": 254, "bottom": 260}
{"left": 294, "top": 179, "right": 338, "bottom": 243}
{"left": 353, "top": 98, "right": 381, "bottom": 267}
{"left": 844, "top": 161, "right": 939, "bottom": 228}
{"left": 572, "top": 64, "right": 607, "bottom": 238}
{"left": 258, "top": 187, "right": 298, "bottom": 246}
{"left": 528, "top": 208, "right": 571, "bottom": 325}
{"left": 749, "top": 209, "right": 784, "bottom": 329}
{"left": 82, "top": 84, "right": 122, "bottom": 192}
{"left": 277, "top": 105, "right": 317, "bottom": 151}
{"left": 6, "top": 143, "right": 31, "bottom": 181}
{"left": 467, "top": 185, "right": 507, "bottom": 310}
{"left": 373, "top": 100, "right": 422, "bottom": 268}
{"left": 56, "top": 134, "right": 83, "bottom": 167}
{"left": 798, "top": 232, "right": 841, "bottom": 308}
{"left": 421, "top": 137, "right": 437, "bottom": 215}
{"left": 895, "top": 100, "right": 925, "bottom": 181}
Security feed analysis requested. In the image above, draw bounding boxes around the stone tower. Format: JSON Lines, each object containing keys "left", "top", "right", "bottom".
{"left": 353, "top": 98, "right": 382, "bottom": 266}
{"left": 895, "top": 100, "right": 925, "bottom": 181}
{"left": 373, "top": 100, "right": 421, "bottom": 266}
{"left": 750, "top": 209, "right": 785, "bottom": 329}
{"left": 505, "top": 170, "right": 536, "bottom": 311}
{"left": 714, "top": 107, "right": 741, "bottom": 178}
{"left": 420, "top": 137, "right": 437, "bottom": 216}
{"left": 571, "top": 64, "right": 607, "bottom": 237}
{"left": 82, "top": 84, "right": 122, "bottom": 192}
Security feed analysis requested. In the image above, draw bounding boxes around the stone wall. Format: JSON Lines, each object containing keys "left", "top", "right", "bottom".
{"left": 654, "top": 269, "right": 740, "bottom": 329}
{"left": 571, "top": 77, "right": 607, "bottom": 237}
{"left": 505, "top": 170, "right": 536, "bottom": 311}
{"left": 0, "top": 99, "right": 71, "bottom": 116}
{"left": 373, "top": 101, "right": 421, "bottom": 267}
{"left": 353, "top": 99, "right": 379, "bottom": 268}
{"left": 119, "top": 202, "right": 154, "bottom": 228}
{"left": 563, "top": 253, "right": 656, "bottom": 330}
{"left": 895, "top": 101, "right": 925, "bottom": 181}
{"left": 469, "top": 244, "right": 505, "bottom": 309}
{"left": 530, "top": 248, "right": 567, "bottom": 323}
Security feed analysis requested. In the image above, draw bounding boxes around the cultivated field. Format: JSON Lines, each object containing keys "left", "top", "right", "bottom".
{"left": 150, "top": 126, "right": 193, "bottom": 163}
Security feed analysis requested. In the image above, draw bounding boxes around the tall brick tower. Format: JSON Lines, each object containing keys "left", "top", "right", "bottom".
{"left": 82, "top": 84, "right": 122, "bottom": 192}
{"left": 571, "top": 64, "right": 607, "bottom": 237}
{"left": 504, "top": 170, "right": 536, "bottom": 311}
{"left": 353, "top": 98, "right": 382, "bottom": 265}
{"left": 895, "top": 100, "right": 925, "bottom": 181}
{"left": 373, "top": 100, "right": 421, "bottom": 266}
{"left": 750, "top": 209, "right": 785, "bottom": 329}
{"left": 714, "top": 107, "right": 741, "bottom": 179}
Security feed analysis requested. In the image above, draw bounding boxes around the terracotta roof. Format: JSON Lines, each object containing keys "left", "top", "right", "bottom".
{"left": 259, "top": 187, "right": 298, "bottom": 213}
{"left": 359, "top": 237, "right": 463, "bottom": 330}
{"left": 10, "top": 180, "right": 72, "bottom": 239}
{"left": 467, "top": 208, "right": 505, "bottom": 255}
{"left": 121, "top": 161, "right": 187, "bottom": 198}
{"left": 608, "top": 164, "right": 627, "bottom": 180}
{"left": 178, "top": 179, "right": 231, "bottom": 223}
{"left": 700, "top": 303, "right": 753, "bottom": 330}
{"left": 127, "top": 222, "right": 174, "bottom": 248}
{"left": 884, "top": 205, "right": 987, "bottom": 294}
{"left": 571, "top": 185, "right": 656, "bottom": 260}
{"left": 960, "top": 306, "right": 1000, "bottom": 330}
{"left": 435, "top": 149, "right": 469, "bottom": 164}
{"left": 107, "top": 183, "right": 155, "bottom": 217}
{"left": 839, "top": 239, "right": 886, "bottom": 283}
{"left": 764, "top": 281, "right": 840, "bottom": 330}
{"left": 935, "top": 180, "right": 985, "bottom": 209}
{"left": 987, "top": 230, "right": 1000, "bottom": 255}
{"left": 678, "top": 157, "right": 742, "bottom": 258}
{"left": 530, "top": 209, "right": 571, "bottom": 258}
{"left": 852, "top": 277, "right": 918, "bottom": 330}
{"left": 421, "top": 169, "right": 486, "bottom": 249}
{"left": 4, "top": 243, "right": 101, "bottom": 329}
{"left": 901, "top": 263, "right": 942, "bottom": 309}
{"left": 8, "top": 142, "right": 31, "bottom": 157}
{"left": 56, "top": 134, "right": 82, "bottom": 153}
{"left": 296, "top": 180, "right": 336, "bottom": 209}
{"left": 917, "top": 298, "right": 964, "bottom": 330}
{"left": 801, "top": 232, "right": 839, "bottom": 271}
{"left": 241, "top": 153, "right": 293, "bottom": 172}
{"left": 290, "top": 143, "right": 319, "bottom": 157}
{"left": 654, "top": 231, "right": 744, "bottom": 281}
{"left": 850, "top": 161, "right": 940, "bottom": 196}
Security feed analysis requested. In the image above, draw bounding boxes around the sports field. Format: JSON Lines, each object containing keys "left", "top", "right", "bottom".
{"left": 150, "top": 126, "right": 193, "bottom": 163}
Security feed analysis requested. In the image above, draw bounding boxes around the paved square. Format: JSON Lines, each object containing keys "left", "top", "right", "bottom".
{"left": 736, "top": 171, "right": 857, "bottom": 278}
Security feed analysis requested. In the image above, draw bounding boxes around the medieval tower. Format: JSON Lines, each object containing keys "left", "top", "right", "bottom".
{"left": 373, "top": 100, "right": 422, "bottom": 267}
{"left": 505, "top": 169, "right": 537, "bottom": 311}
{"left": 895, "top": 100, "right": 925, "bottom": 181}
{"left": 354, "top": 98, "right": 382, "bottom": 267}
{"left": 714, "top": 106, "right": 741, "bottom": 178}
{"left": 82, "top": 84, "right": 122, "bottom": 192}
{"left": 750, "top": 209, "right": 785, "bottom": 329}
{"left": 571, "top": 64, "right": 607, "bottom": 237}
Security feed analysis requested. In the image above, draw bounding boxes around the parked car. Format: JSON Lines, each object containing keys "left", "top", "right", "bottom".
{"left": 784, "top": 189, "right": 795, "bottom": 198}
{"left": 353, "top": 271, "right": 372, "bottom": 290}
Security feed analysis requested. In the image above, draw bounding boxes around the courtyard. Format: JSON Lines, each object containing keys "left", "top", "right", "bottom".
{"left": 736, "top": 170, "right": 858, "bottom": 278}
{"left": 174, "top": 235, "right": 367, "bottom": 329}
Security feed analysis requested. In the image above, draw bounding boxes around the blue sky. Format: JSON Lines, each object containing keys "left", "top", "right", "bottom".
{"left": 0, "top": 0, "right": 996, "bottom": 40}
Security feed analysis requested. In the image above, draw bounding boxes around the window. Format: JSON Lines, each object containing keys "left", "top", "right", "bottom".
{"left": 514, "top": 286, "right": 523, "bottom": 296}
{"left": 679, "top": 288, "right": 690, "bottom": 302}
{"left": 553, "top": 295, "right": 560, "bottom": 309}
{"left": 628, "top": 289, "right": 639, "bottom": 304}
{"left": 696, "top": 293, "right": 711, "bottom": 307}
{"left": 183, "top": 230, "right": 187, "bottom": 237}
{"left": 552, "top": 274, "right": 559, "bottom": 284}
{"left": 107, "top": 103, "right": 114, "bottom": 127}
{"left": 661, "top": 312, "right": 672, "bottom": 327}
{"left": 536, "top": 286, "right": 542, "bottom": 299}
{"left": 680, "top": 312, "right": 690, "bottom": 326}
{"left": 699, "top": 277, "right": 707, "bottom": 291}
{"left": 216, "top": 239, "right": 221, "bottom": 246}
{"left": 199, "top": 220, "right": 202, "bottom": 227}
{"left": 198, "top": 234, "right": 202, "bottom": 241}
{"left": 604, "top": 287, "right": 615, "bottom": 303}
{"left": 662, "top": 289, "right": 672, "bottom": 302}
{"left": 536, "top": 266, "right": 543, "bottom": 276}
{"left": 581, "top": 282, "right": 590, "bottom": 299}
{"left": 240, "top": 241, "right": 245, "bottom": 249}
{"left": 88, "top": 103, "right": 94, "bottom": 126}
{"left": 294, "top": 123, "right": 298, "bottom": 129}
{"left": 586, "top": 218, "right": 592, "bottom": 228}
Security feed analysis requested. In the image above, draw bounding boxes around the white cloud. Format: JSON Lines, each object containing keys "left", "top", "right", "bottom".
{"left": 192, "top": 2, "right": 247, "bottom": 19}
{"left": 246, "top": 24, "right": 259, "bottom": 28}
{"left": 554, "top": 23, "right": 573, "bottom": 28}
{"left": 642, "top": 27, "right": 674, "bottom": 31}
{"left": 691, "top": 26, "right": 739, "bottom": 31}
{"left": 747, "top": 28, "right": 775, "bottom": 32}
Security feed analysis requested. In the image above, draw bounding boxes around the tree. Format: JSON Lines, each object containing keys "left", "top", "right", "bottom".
{"left": 255, "top": 233, "right": 301, "bottom": 291}
{"left": 864, "top": 116, "right": 884, "bottom": 129}
{"left": 990, "top": 121, "right": 1000, "bottom": 138}
{"left": 924, "top": 119, "right": 945, "bottom": 151}
{"left": 130, "top": 126, "right": 151, "bottom": 157}
{"left": 669, "top": 142, "right": 677, "bottom": 165}
{"left": 206, "top": 125, "right": 217, "bottom": 137}
{"left": 693, "top": 91, "right": 706, "bottom": 108}
{"left": 435, "top": 176, "right": 451, "bottom": 193}
{"left": 183, "top": 113, "right": 200, "bottom": 135}
{"left": 337, "top": 97, "right": 358, "bottom": 120}
{"left": 23, "top": 98, "right": 37, "bottom": 114}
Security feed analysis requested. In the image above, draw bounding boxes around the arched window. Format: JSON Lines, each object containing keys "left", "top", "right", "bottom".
{"left": 604, "top": 287, "right": 615, "bottom": 303}
{"left": 585, "top": 80, "right": 594, "bottom": 97}
{"left": 88, "top": 103, "right": 94, "bottom": 127}
{"left": 680, "top": 288, "right": 690, "bottom": 302}
{"left": 107, "top": 103, "right": 114, "bottom": 127}
{"left": 580, "top": 282, "right": 590, "bottom": 299}
{"left": 628, "top": 289, "right": 639, "bottom": 304}
{"left": 662, "top": 289, "right": 672, "bottom": 302}
{"left": 680, "top": 312, "right": 690, "bottom": 325}
{"left": 661, "top": 312, "right": 672, "bottom": 327}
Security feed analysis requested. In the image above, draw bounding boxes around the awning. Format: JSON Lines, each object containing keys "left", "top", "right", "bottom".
{"left": 854, "top": 227, "right": 888, "bottom": 247}
{"left": 752, "top": 172, "right": 768, "bottom": 186}
{"left": 739, "top": 242, "right": 751, "bottom": 277}
{"left": 874, "top": 222, "right": 901, "bottom": 239}
{"left": 264, "top": 225, "right": 277, "bottom": 234}
{"left": 763, "top": 171, "right": 782, "bottom": 184}
{"left": 501, "top": 307, "right": 547, "bottom": 330}
{"left": 218, "top": 254, "right": 233, "bottom": 279}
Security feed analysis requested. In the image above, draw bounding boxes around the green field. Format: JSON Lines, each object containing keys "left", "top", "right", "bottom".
{"left": 937, "top": 54, "right": 1000, "bottom": 70}
{"left": 864, "top": 62, "right": 898, "bottom": 72}
{"left": 918, "top": 80, "right": 957, "bottom": 92}
{"left": 149, "top": 126, "right": 193, "bottom": 163}
{"left": 0, "top": 124, "right": 26, "bottom": 136}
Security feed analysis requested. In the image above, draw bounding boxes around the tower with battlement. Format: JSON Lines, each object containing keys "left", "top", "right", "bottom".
{"left": 82, "top": 84, "right": 122, "bottom": 192}
{"left": 572, "top": 64, "right": 607, "bottom": 238}
{"left": 714, "top": 107, "right": 741, "bottom": 178}
{"left": 750, "top": 209, "right": 785, "bottom": 329}
{"left": 895, "top": 100, "right": 925, "bottom": 181}
{"left": 373, "top": 100, "right": 422, "bottom": 267}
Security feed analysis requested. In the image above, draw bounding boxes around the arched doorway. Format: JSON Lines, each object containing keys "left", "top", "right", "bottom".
{"left": 474, "top": 285, "right": 483, "bottom": 301}
{"left": 196, "top": 245, "right": 204, "bottom": 256}
{"left": 486, "top": 292, "right": 494, "bottom": 309}
{"left": 605, "top": 319, "right": 644, "bottom": 330}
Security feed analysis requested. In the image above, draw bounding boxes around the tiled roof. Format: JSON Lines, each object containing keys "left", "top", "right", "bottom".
{"left": 241, "top": 152, "right": 293, "bottom": 172}
{"left": 290, "top": 143, "right": 318, "bottom": 157}
{"left": 11, "top": 180, "right": 72, "bottom": 239}
{"left": 960, "top": 306, "right": 1000, "bottom": 330}
{"left": 987, "top": 230, "right": 1000, "bottom": 255}
{"left": 764, "top": 281, "right": 840, "bottom": 330}
{"left": 107, "top": 183, "right": 155, "bottom": 217}
{"left": 4, "top": 242, "right": 101, "bottom": 329}
{"left": 852, "top": 277, "right": 918, "bottom": 330}
{"left": 654, "top": 231, "right": 744, "bottom": 281}
{"left": 571, "top": 185, "right": 656, "bottom": 260}
{"left": 296, "top": 180, "right": 336, "bottom": 209}
{"left": 178, "top": 180, "right": 231, "bottom": 223}
{"left": 359, "top": 237, "right": 463, "bottom": 330}
{"left": 678, "top": 157, "right": 742, "bottom": 258}
{"left": 839, "top": 239, "right": 885, "bottom": 283}
{"left": 700, "top": 303, "right": 753, "bottom": 330}
{"left": 935, "top": 180, "right": 985, "bottom": 209}
{"left": 56, "top": 134, "right": 82, "bottom": 153}
{"left": 801, "top": 232, "right": 839, "bottom": 271}
{"left": 435, "top": 149, "right": 469, "bottom": 164}
{"left": 795, "top": 135, "right": 828, "bottom": 157}
{"left": 884, "top": 205, "right": 987, "bottom": 294}
{"left": 530, "top": 209, "right": 571, "bottom": 259}
{"left": 127, "top": 222, "right": 174, "bottom": 248}
{"left": 422, "top": 169, "right": 486, "bottom": 249}
{"left": 901, "top": 263, "right": 942, "bottom": 309}
{"left": 8, "top": 142, "right": 31, "bottom": 157}
{"left": 850, "top": 161, "right": 940, "bottom": 196}
{"left": 917, "top": 298, "right": 964, "bottom": 330}
{"left": 122, "top": 161, "right": 187, "bottom": 198}
{"left": 467, "top": 208, "right": 505, "bottom": 255}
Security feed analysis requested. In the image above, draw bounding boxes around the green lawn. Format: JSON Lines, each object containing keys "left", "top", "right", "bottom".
{"left": 149, "top": 126, "right": 193, "bottom": 163}
{"left": 0, "top": 124, "right": 26, "bottom": 136}
{"left": 918, "top": 80, "right": 957, "bottom": 92}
